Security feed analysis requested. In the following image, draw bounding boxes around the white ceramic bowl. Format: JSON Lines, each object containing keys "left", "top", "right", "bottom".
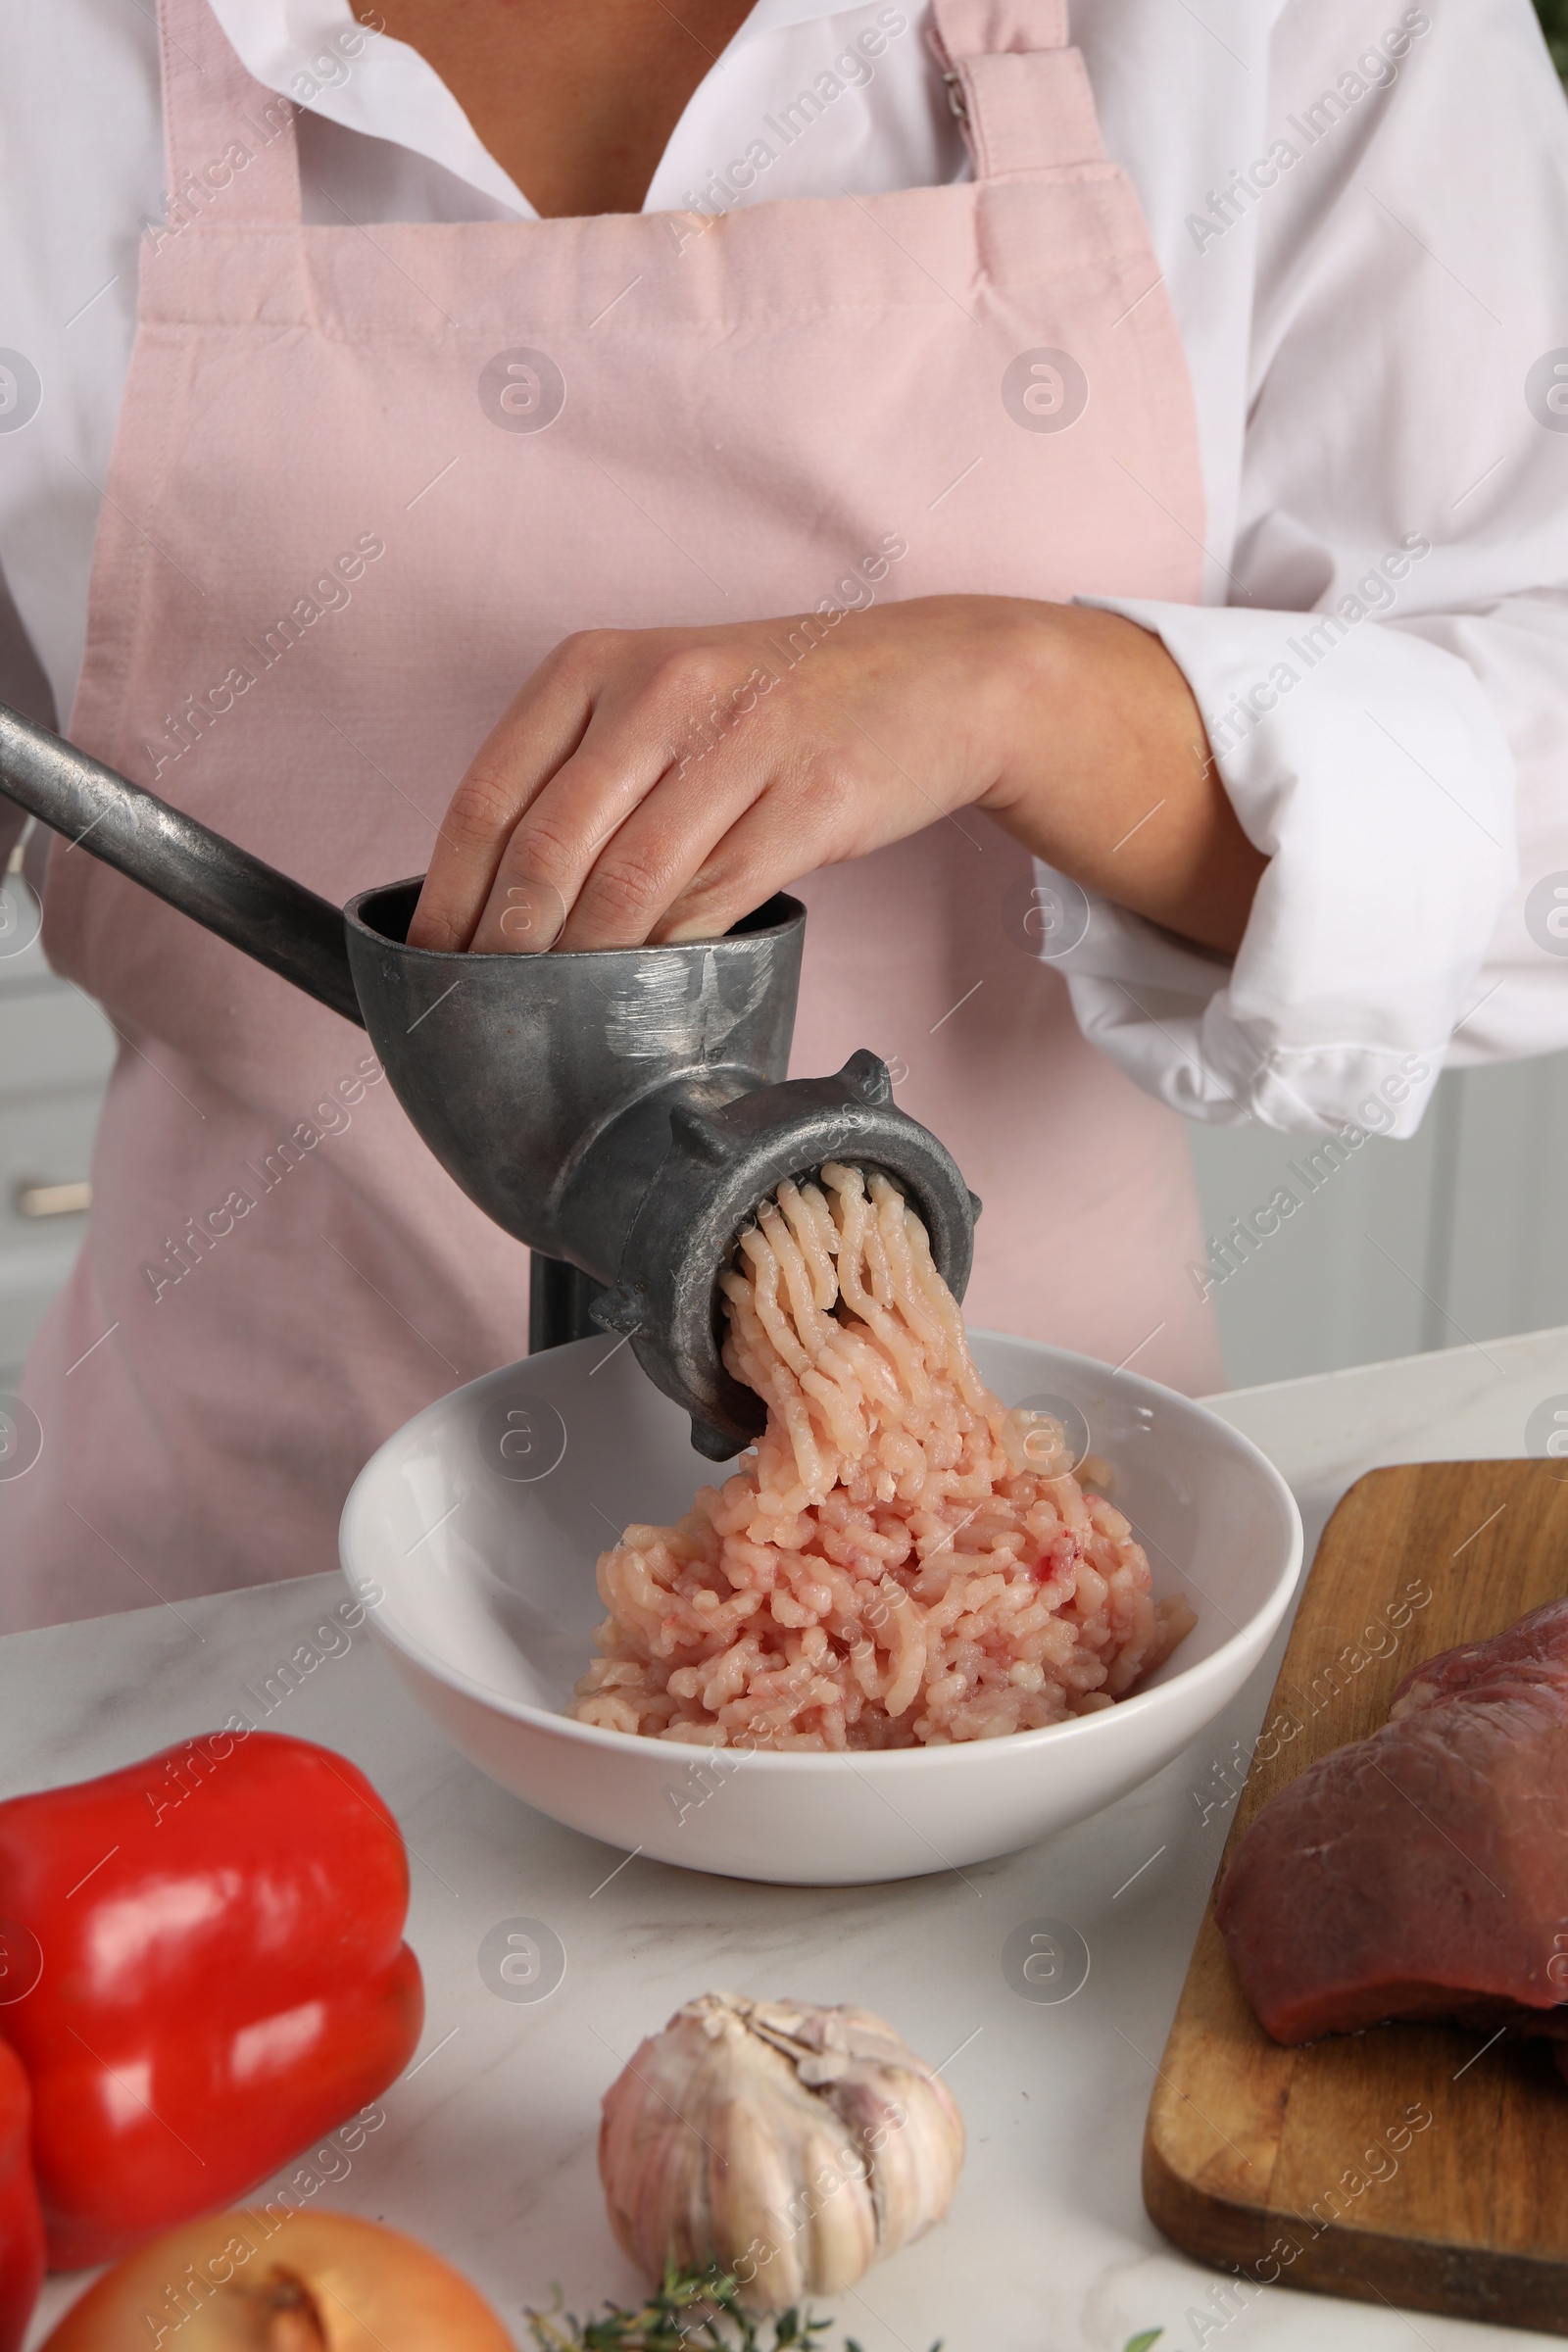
{"left": 340, "top": 1333, "right": 1301, "bottom": 1886}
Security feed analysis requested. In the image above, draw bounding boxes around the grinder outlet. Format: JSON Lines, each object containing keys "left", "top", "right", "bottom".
{"left": 600, "top": 1049, "right": 981, "bottom": 1458}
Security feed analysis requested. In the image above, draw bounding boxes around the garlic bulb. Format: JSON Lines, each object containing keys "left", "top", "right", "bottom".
{"left": 599, "top": 1992, "right": 965, "bottom": 2309}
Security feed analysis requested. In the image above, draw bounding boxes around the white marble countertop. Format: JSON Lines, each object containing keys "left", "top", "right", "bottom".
{"left": 14, "top": 1322, "right": 1568, "bottom": 2352}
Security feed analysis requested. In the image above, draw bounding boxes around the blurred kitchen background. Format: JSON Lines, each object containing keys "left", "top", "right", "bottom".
{"left": 3, "top": 4, "right": 1565, "bottom": 1399}
{"left": 1189, "top": 0, "right": 1568, "bottom": 1387}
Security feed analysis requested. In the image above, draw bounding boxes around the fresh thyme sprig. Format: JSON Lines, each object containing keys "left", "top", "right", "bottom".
{"left": 524, "top": 2261, "right": 1163, "bottom": 2352}
{"left": 524, "top": 2263, "right": 942, "bottom": 2352}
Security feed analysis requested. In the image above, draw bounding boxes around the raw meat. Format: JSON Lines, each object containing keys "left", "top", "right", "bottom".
{"left": 1216, "top": 1597, "right": 1568, "bottom": 2045}
{"left": 571, "top": 1165, "right": 1192, "bottom": 1749}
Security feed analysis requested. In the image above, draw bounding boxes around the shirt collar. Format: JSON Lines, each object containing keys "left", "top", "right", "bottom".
{"left": 204, "top": 0, "right": 532, "bottom": 214}
{"left": 201, "top": 0, "right": 874, "bottom": 221}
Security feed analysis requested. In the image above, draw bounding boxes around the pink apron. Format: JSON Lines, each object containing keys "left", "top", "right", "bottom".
{"left": 1, "top": 0, "right": 1222, "bottom": 1631}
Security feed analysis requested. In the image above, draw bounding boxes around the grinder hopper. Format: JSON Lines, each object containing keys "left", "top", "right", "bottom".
{"left": 0, "top": 704, "right": 978, "bottom": 1456}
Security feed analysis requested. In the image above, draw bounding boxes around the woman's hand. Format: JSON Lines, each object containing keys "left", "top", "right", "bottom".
{"left": 408, "top": 595, "right": 1266, "bottom": 958}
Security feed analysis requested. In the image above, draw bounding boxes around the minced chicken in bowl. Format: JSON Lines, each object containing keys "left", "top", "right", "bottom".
{"left": 570, "top": 1164, "right": 1194, "bottom": 1751}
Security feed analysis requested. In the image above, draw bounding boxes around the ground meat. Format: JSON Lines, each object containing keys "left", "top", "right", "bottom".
{"left": 570, "top": 1163, "right": 1192, "bottom": 1750}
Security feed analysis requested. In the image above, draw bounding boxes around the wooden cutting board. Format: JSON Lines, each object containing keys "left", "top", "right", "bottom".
{"left": 1145, "top": 1457, "right": 1568, "bottom": 2335}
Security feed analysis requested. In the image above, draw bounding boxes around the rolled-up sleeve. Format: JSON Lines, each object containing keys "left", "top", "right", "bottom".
{"left": 1062, "top": 0, "right": 1568, "bottom": 1139}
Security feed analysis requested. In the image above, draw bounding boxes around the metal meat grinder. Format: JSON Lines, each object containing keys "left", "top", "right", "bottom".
{"left": 0, "top": 704, "right": 978, "bottom": 1458}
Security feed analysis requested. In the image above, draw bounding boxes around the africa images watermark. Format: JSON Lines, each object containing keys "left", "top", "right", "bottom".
{"left": 666, "top": 6, "right": 911, "bottom": 248}
{"left": 1151, "top": 2100, "right": 1437, "bottom": 2349}
{"left": 671, "top": 532, "right": 909, "bottom": 779}
{"left": 137, "top": 1052, "right": 387, "bottom": 1303}
{"left": 1191, "top": 1576, "right": 1435, "bottom": 1829}
{"left": 138, "top": 1594, "right": 387, "bottom": 1829}
{"left": 1202, "top": 531, "right": 1431, "bottom": 764}
{"left": 143, "top": 14, "right": 387, "bottom": 254}
{"left": 1185, "top": 8, "right": 1433, "bottom": 256}
{"left": 136, "top": 532, "right": 388, "bottom": 782}
{"left": 234, "top": 1586, "right": 386, "bottom": 1731}
{"left": 140, "top": 2104, "right": 387, "bottom": 2344}
{"left": 1186, "top": 1054, "right": 1432, "bottom": 1303}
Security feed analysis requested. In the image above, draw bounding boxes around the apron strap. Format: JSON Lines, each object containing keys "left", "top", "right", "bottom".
{"left": 158, "top": 0, "right": 303, "bottom": 230}
{"left": 929, "top": 0, "right": 1105, "bottom": 179}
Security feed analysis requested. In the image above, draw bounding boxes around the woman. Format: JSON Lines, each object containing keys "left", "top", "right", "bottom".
{"left": 1, "top": 0, "right": 1564, "bottom": 1629}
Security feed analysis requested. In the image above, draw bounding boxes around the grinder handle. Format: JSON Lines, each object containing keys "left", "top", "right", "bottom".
{"left": 0, "top": 701, "right": 363, "bottom": 1026}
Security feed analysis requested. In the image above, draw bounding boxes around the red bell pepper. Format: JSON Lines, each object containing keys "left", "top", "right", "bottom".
{"left": 0, "top": 1729, "right": 422, "bottom": 2270}
{"left": 0, "top": 2039, "right": 43, "bottom": 2350}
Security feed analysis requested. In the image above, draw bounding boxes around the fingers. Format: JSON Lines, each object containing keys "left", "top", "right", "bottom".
{"left": 647, "top": 765, "right": 855, "bottom": 944}
{"left": 467, "top": 645, "right": 787, "bottom": 952}
{"left": 409, "top": 608, "right": 979, "bottom": 959}
{"left": 470, "top": 727, "right": 766, "bottom": 953}
{"left": 405, "top": 636, "right": 606, "bottom": 952}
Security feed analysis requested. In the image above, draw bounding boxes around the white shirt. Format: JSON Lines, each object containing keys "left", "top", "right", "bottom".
{"left": 2, "top": 0, "right": 1566, "bottom": 1140}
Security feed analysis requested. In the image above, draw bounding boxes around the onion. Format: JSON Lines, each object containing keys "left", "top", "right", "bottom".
{"left": 40, "top": 2210, "right": 512, "bottom": 2351}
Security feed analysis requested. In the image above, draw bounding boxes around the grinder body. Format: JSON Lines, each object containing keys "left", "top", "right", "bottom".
{"left": 346, "top": 879, "right": 977, "bottom": 1456}
{"left": 0, "top": 703, "right": 979, "bottom": 1457}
